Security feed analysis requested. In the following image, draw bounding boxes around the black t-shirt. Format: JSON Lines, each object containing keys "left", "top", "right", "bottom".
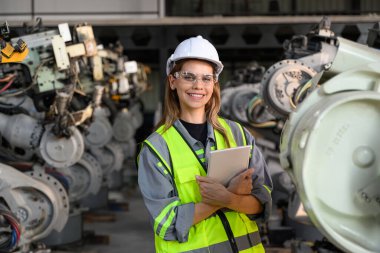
{"left": 180, "top": 119, "right": 208, "bottom": 147}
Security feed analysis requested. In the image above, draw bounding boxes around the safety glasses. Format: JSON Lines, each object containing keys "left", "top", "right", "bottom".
{"left": 173, "top": 71, "right": 216, "bottom": 86}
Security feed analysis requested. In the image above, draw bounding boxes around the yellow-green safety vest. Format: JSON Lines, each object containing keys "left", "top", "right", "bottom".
{"left": 144, "top": 118, "right": 265, "bottom": 253}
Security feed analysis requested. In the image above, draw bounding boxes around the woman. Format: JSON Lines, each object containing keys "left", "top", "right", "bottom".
{"left": 138, "top": 36, "right": 272, "bottom": 253}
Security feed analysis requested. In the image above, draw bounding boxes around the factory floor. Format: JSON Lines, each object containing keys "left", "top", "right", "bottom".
{"left": 78, "top": 185, "right": 155, "bottom": 253}
{"left": 50, "top": 179, "right": 155, "bottom": 253}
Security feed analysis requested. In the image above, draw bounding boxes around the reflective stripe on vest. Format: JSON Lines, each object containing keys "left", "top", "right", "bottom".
{"left": 148, "top": 119, "right": 264, "bottom": 253}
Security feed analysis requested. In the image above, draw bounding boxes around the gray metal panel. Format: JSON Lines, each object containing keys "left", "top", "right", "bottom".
{"left": 34, "top": 0, "right": 158, "bottom": 13}
{"left": 0, "top": 0, "right": 31, "bottom": 13}
{"left": 1, "top": 0, "right": 160, "bottom": 21}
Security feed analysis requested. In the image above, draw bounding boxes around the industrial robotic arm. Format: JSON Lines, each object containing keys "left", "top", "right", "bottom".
{"left": 280, "top": 61, "right": 380, "bottom": 253}
{"left": 0, "top": 163, "right": 69, "bottom": 251}
{"left": 276, "top": 19, "right": 380, "bottom": 253}
{"left": 261, "top": 17, "right": 380, "bottom": 120}
{"left": 221, "top": 17, "right": 380, "bottom": 252}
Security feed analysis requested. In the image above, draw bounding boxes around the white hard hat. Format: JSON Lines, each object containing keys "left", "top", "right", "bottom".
{"left": 166, "top": 35, "right": 224, "bottom": 77}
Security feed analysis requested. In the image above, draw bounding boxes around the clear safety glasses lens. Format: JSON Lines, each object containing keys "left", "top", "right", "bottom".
{"left": 174, "top": 71, "right": 216, "bottom": 85}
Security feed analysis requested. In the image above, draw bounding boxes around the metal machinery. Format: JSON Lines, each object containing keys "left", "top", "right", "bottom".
{"left": 0, "top": 21, "right": 149, "bottom": 252}
{"left": 221, "top": 17, "right": 380, "bottom": 253}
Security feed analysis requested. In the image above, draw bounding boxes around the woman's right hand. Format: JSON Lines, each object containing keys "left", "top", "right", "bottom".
{"left": 227, "top": 168, "right": 254, "bottom": 195}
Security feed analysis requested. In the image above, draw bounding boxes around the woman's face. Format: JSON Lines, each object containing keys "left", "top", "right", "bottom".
{"left": 169, "top": 59, "right": 214, "bottom": 118}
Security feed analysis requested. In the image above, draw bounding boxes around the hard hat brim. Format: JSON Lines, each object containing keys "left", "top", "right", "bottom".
{"left": 167, "top": 56, "right": 223, "bottom": 76}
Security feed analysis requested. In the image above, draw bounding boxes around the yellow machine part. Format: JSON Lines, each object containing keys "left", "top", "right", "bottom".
{"left": 1, "top": 42, "right": 29, "bottom": 63}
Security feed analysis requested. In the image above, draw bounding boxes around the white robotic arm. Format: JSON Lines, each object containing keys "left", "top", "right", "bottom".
{"left": 280, "top": 61, "right": 380, "bottom": 253}
{"left": 0, "top": 163, "right": 69, "bottom": 249}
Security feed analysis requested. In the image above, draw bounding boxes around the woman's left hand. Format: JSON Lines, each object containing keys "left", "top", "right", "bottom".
{"left": 227, "top": 168, "right": 254, "bottom": 195}
{"left": 196, "top": 176, "right": 232, "bottom": 207}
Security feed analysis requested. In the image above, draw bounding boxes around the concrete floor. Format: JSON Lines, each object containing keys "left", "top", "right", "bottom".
{"left": 77, "top": 187, "right": 155, "bottom": 253}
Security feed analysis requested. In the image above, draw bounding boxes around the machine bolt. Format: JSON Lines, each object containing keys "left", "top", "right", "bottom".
{"left": 16, "top": 207, "right": 28, "bottom": 222}
{"left": 324, "top": 62, "right": 332, "bottom": 70}
{"left": 353, "top": 146, "right": 375, "bottom": 168}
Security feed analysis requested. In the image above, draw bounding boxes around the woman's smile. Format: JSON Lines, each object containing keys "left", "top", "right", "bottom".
{"left": 187, "top": 92, "right": 206, "bottom": 99}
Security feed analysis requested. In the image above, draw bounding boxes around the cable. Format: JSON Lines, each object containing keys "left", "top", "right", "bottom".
{"left": 247, "top": 96, "right": 277, "bottom": 128}
{"left": 0, "top": 58, "right": 52, "bottom": 98}
{"left": 0, "top": 81, "right": 36, "bottom": 97}
{"left": 0, "top": 209, "right": 21, "bottom": 252}
{"left": 0, "top": 74, "right": 16, "bottom": 83}
{"left": 289, "top": 93, "right": 297, "bottom": 110}
{"left": 10, "top": 230, "right": 16, "bottom": 248}
{"left": 0, "top": 79, "right": 15, "bottom": 94}
{"left": 291, "top": 81, "right": 313, "bottom": 109}
{"left": 1, "top": 213, "right": 20, "bottom": 241}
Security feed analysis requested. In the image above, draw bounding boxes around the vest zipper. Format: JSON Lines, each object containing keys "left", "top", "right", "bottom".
{"left": 216, "top": 210, "right": 239, "bottom": 253}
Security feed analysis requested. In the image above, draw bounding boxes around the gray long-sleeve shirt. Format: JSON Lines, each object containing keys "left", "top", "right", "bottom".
{"left": 138, "top": 119, "right": 272, "bottom": 242}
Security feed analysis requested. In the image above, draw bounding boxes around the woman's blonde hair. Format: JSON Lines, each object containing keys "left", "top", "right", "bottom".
{"left": 156, "top": 59, "right": 230, "bottom": 147}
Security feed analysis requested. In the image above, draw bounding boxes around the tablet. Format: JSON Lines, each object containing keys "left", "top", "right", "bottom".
{"left": 207, "top": 145, "right": 251, "bottom": 186}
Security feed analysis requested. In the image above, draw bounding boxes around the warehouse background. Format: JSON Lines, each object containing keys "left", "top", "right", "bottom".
{"left": 3, "top": 0, "right": 380, "bottom": 118}
{"left": 1, "top": 1, "right": 380, "bottom": 252}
